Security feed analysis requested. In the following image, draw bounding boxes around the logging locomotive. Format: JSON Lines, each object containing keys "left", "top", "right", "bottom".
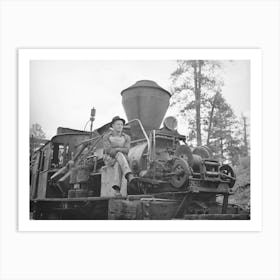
{"left": 30, "top": 80, "right": 249, "bottom": 220}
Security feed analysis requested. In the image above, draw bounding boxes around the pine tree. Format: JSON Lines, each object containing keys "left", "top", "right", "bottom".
{"left": 170, "top": 60, "right": 223, "bottom": 146}
{"left": 208, "top": 96, "right": 241, "bottom": 165}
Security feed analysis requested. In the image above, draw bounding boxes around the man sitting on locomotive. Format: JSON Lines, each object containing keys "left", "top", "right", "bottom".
{"left": 103, "top": 116, "right": 137, "bottom": 195}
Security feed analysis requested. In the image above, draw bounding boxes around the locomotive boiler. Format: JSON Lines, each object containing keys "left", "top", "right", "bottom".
{"left": 30, "top": 80, "right": 249, "bottom": 220}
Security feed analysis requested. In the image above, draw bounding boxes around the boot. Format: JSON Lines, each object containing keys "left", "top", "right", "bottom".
{"left": 112, "top": 185, "right": 122, "bottom": 197}
{"left": 125, "top": 172, "right": 139, "bottom": 184}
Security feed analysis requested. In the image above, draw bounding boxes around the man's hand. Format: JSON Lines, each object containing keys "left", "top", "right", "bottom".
{"left": 109, "top": 148, "right": 118, "bottom": 157}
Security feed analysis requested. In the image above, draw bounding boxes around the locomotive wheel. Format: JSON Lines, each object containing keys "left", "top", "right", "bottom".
{"left": 174, "top": 144, "right": 194, "bottom": 167}
{"left": 219, "top": 164, "right": 236, "bottom": 188}
{"left": 193, "top": 146, "right": 212, "bottom": 159}
{"left": 170, "top": 158, "right": 190, "bottom": 188}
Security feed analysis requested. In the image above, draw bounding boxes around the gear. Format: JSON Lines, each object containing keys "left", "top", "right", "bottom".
{"left": 220, "top": 164, "right": 236, "bottom": 188}
{"left": 170, "top": 158, "right": 191, "bottom": 188}
{"left": 174, "top": 144, "right": 194, "bottom": 167}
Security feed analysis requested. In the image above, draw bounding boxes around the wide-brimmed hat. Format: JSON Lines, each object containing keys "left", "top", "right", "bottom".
{"left": 111, "top": 116, "right": 126, "bottom": 126}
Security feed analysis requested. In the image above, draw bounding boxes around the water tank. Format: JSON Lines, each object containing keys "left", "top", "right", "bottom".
{"left": 121, "top": 80, "right": 171, "bottom": 133}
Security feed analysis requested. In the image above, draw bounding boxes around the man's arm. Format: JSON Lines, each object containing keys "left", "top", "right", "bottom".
{"left": 115, "top": 134, "right": 130, "bottom": 154}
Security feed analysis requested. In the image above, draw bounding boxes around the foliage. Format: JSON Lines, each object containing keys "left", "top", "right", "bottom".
{"left": 207, "top": 93, "right": 240, "bottom": 165}
{"left": 170, "top": 60, "right": 249, "bottom": 165}
{"left": 30, "top": 123, "right": 47, "bottom": 155}
{"left": 229, "top": 156, "right": 250, "bottom": 208}
{"left": 170, "top": 60, "right": 224, "bottom": 144}
{"left": 30, "top": 123, "right": 46, "bottom": 139}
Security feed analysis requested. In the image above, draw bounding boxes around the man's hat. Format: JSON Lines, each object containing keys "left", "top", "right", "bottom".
{"left": 111, "top": 116, "right": 126, "bottom": 126}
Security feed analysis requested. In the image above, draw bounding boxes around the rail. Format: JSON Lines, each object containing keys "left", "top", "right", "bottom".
{"left": 126, "top": 119, "right": 150, "bottom": 153}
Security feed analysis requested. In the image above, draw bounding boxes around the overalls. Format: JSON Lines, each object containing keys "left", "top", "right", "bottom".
{"left": 102, "top": 131, "right": 132, "bottom": 191}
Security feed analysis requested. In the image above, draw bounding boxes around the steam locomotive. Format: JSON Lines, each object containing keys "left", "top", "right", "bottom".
{"left": 30, "top": 80, "right": 249, "bottom": 220}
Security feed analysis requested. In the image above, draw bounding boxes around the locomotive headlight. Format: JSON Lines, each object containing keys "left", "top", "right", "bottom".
{"left": 163, "top": 116, "right": 178, "bottom": 131}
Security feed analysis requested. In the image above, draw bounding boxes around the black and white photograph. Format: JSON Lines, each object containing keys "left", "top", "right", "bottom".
{"left": 28, "top": 57, "right": 251, "bottom": 221}
{"left": 1, "top": 1, "right": 280, "bottom": 280}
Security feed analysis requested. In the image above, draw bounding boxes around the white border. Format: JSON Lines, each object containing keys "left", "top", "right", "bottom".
{"left": 18, "top": 48, "right": 262, "bottom": 231}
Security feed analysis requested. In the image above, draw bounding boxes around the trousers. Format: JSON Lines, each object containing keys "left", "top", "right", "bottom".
{"left": 103, "top": 152, "right": 131, "bottom": 188}
{"left": 101, "top": 152, "right": 131, "bottom": 197}
{"left": 115, "top": 152, "right": 131, "bottom": 177}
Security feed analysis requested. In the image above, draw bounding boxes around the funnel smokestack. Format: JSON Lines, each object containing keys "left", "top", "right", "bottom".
{"left": 121, "top": 80, "right": 171, "bottom": 133}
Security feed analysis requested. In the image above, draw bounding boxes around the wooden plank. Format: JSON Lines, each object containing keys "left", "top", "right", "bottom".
{"left": 173, "top": 195, "right": 191, "bottom": 218}
{"left": 33, "top": 196, "right": 122, "bottom": 202}
{"left": 142, "top": 200, "right": 180, "bottom": 220}
{"left": 182, "top": 214, "right": 250, "bottom": 220}
{"left": 189, "top": 185, "right": 232, "bottom": 194}
{"left": 108, "top": 199, "right": 142, "bottom": 220}
{"left": 108, "top": 197, "right": 182, "bottom": 220}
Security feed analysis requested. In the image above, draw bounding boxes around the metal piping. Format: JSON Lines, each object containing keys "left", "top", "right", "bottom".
{"left": 126, "top": 119, "right": 150, "bottom": 153}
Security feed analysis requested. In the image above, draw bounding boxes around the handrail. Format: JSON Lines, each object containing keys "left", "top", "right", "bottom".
{"left": 126, "top": 119, "right": 150, "bottom": 153}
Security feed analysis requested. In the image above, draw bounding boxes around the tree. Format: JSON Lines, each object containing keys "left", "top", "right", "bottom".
{"left": 208, "top": 95, "right": 238, "bottom": 163}
{"left": 170, "top": 60, "right": 224, "bottom": 146}
{"left": 241, "top": 114, "right": 249, "bottom": 156}
{"left": 30, "top": 123, "right": 46, "bottom": 139}
{"left": 170, "top": 60, "right": 248, "bottom": 165}
{"left": 30, "top": 123, "right": 47, "bottom": 156}
{"left": 205, "top": 90, "right": 223, "bottom": 146}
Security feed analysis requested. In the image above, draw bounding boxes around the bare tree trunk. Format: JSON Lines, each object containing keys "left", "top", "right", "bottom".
{"left": 206, "top": 92, "right": 219, "bottom": 146}
{"left": 242, "top": 114, "right": 248, "bottom": 156}
{"left": 194, "top": 60, "right": 202, "bottom": 146}
{"left": 220, "top": 136, "right": 224, "bottom": 162}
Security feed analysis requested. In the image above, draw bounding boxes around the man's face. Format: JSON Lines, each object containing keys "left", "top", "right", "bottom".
{"left": 112, "top": 120, "right": 124, "bottom": 133}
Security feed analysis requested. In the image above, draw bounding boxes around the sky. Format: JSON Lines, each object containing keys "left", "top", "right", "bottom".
{"left": 30, "top": 60, "right": 250, "bottom": 139}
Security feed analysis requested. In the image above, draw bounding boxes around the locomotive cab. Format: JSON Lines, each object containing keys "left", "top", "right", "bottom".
{"left": 30, "top": 131, "right": 94, "bottom": 199}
